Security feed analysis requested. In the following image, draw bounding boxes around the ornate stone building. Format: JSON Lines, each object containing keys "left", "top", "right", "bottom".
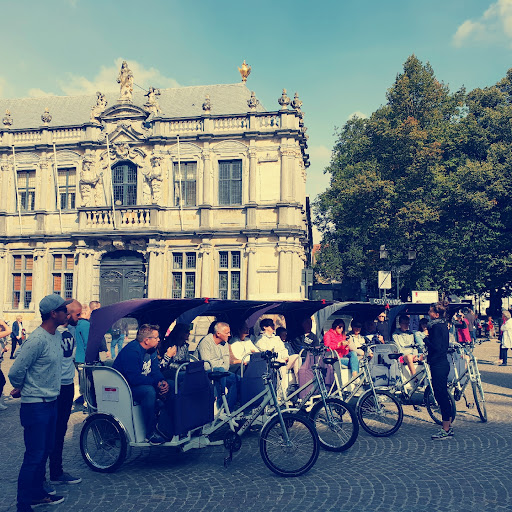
{"left": 0, "top": 61, "right": 310, "bottom": 323}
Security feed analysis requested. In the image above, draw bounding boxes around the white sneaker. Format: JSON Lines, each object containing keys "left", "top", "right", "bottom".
{"left": 0, "top": 398, "right": 7, "bottom": 410}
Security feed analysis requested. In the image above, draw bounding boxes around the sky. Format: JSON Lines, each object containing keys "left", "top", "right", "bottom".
{"left": 1, "top": 0, "right": 511, "bottom": 241}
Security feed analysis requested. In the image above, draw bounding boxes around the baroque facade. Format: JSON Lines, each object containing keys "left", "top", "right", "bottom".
{"left": 0, "top": 61, "right": 311, "bottom": 323}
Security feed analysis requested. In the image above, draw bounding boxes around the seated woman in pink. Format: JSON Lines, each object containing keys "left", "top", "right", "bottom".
{"left": 323, "top": 319, "right": 359, "bottom": 377}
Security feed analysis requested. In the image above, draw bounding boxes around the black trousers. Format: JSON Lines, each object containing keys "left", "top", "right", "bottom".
{"left": 48, "top": 383, "right": 74, "bottom": 479}
{"left": 10, "top": 337, "right": 18, "bottom": 358}
{"left": 430, "top": 359, "right": 452, "bottom": 422}
{"left": 499, "top": 346, "right": 509, "bottom": 364}
{"left": 0, "top": 367, "right": 5, "bottom": 396}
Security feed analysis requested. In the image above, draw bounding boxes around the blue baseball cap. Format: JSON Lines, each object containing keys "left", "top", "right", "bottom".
{"left": 39, "top": 294, "right": 73, "bottom": 315}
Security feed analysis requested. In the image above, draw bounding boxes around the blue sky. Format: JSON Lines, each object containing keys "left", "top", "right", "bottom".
{"left": 1, "top": 0, "right": 511, "bottom": 234}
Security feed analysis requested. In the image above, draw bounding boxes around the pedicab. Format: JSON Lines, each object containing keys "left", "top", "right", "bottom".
{"left": 78, "top": 298, "right": 340, "bottom": 477}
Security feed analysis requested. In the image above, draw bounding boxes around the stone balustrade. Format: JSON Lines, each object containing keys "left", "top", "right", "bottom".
{"left": 79, "top": 207, "right": 153, "bottom": 231}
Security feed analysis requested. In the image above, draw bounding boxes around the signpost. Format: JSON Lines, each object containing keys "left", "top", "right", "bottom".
{"left": 378, "top": 270, "right": 392, "bottom": 299}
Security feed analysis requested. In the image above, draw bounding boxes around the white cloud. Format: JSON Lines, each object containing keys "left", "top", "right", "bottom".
{"left": 453, "top": 0, "right": 512, "bottom": 47}
{"left": 28, "top": 58, "right": 180, "bottom": 97}
{"left": 347, "top": 111, "right": 368, "bottom": 120}
{"left": 28, "top": 88, "right": 56, "bottom": 98}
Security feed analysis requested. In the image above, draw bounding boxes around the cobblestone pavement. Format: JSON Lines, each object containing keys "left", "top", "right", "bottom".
{"left": 0, "top": 340, "right": 511, "bottom": 512}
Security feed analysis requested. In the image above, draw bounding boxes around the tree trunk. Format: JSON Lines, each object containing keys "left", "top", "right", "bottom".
{"left": 488, "top": 288, "right": 503, "bottom": 319}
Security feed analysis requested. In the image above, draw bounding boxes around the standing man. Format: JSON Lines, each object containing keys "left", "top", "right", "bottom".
{"left": 47, "top": 300, "right": 83, "bottom": 486}
{"left": 0, "top": 319, "right": 12, "bottom": 410}
{"left": 376, "top": 311, "right": 390, "bottom": 342}
{"left": 11, "top": 315, "right": 24, "bottom": 358}
{"left": 9, "top": 294, "right": 72, "bottom": 511}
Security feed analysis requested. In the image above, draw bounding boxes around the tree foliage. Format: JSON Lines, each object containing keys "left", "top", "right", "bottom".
{"left": 314, "top": 55, "right": 512, "bottom": 310}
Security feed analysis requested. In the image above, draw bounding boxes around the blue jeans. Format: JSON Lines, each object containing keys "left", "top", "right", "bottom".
{"left": 110, "top": 335, "right": 125, "bottom": 358}
{"left": 212, "top": 367, "right": 239, "bottom": 412}
{"left": 339, "top": 351, "right": 359, "bottom": 373}
{"left": 131, "top": 385, "right": 157, "bottom": 437}
{"left": 18, "top": 400, "right": 58, "bottom": 508}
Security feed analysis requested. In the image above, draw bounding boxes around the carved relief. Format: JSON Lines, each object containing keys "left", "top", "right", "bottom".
{"left": 141, "top": 152, "right": 164, "bottom": 204}
{"left": 79, "top": 152, "right": 101, "bottom": 206}
{"left": 41, "top": 107, "right": 52, "bottom": 125}
{"left": 247, "top": 91, "right": 259, "bottom": 110}
{"left": 3, "top": 110, "right": 13, "bottom": 126}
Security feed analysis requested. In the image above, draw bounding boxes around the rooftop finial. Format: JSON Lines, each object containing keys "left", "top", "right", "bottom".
{"left": 202, "top": 94, "right": 211, "bottom": 113}
{"left": 238, "top": 60, "right": 251, "bottom": 83}
{"left": 278, "top": 89, "right": 290, "bottom": 110}
{"left": 41, "top": 107, "right": 52, "bottom": 125}
{"left": 3, "top": 109, "right": 13, "bottom": 126}
{"left": 247, "top": 91, "right": 259, "bottom": 110}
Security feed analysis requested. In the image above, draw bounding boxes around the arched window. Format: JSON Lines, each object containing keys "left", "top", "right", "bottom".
{"left": 112, "top": 162, "right": 137, "bottom": 206}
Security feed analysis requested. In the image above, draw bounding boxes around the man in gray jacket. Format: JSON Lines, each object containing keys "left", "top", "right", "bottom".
{"left": 9, "top": 294, "right": 72, "bottom": 512}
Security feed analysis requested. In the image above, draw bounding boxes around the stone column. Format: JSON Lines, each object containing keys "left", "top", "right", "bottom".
{"left": 146, "top": 240, "right": 166, "bottom": 298}
{"left": 75, "top": 241, "right": 96, "bottom": 305}
{"left": 32, "top": 246, "right": 47, "bottom": 310}
{"left": 277, "top": 239, "right": 292, "bottom": 294}
{"left": 279, "top": 144, "right": 291, "bottom": 202}
{"left": 0, "top": 244, "right": 7, "bottom": 312}
{"left": 199, "top": 242, "right": 213, "bottom": 297}
{"left": 248, "top": 147, "right": 257, "bottom": 204}
{"left": 202, "top": 148, "right": 212, "bottom": 206}
{"left": 245, "top": 243, "right": 257, "bottom": 299}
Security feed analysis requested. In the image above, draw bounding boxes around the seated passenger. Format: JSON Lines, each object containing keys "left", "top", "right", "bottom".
{"left": 323, "top": 319, "right": 359, "bottom": 378}
{"left": 113, "top": 324, "right": 169, "bottom": 445}
{"left": 413, "top": 318, "right": 428, "bottom": 354}
{"left": 230, "top": 323, "right": 259, "bottom": 363}
{"left": 159, "top": 323, "right": 191, "bottom": 386}
{"left": 256, "top": 319, "right": 300, "bottom": 392}
{"left": 290, "top": 317, "right": 321, "bottom": 354}
{"left": 392, "top": 315, "right": 417, "bottom": 376}
{"left": 347, "top": 321, "right": 365, "bottom": 356}
{"left": 197, "top": 321, "right": 239, "bottom": 412}
{"left": 361, "top": 317, "right": 385, "bottom": 344}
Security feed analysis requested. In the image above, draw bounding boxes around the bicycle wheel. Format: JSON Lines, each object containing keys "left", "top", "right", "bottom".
{"left": 80, "top": 414, "right": 127, "bottom": 472}
{"left": 424, "top": 386, "right": 456, "bottom": 425}
{"left": 471, "top": 380, "right": 487, "bottom": 422}
{"left": 356, "top": 390, "right": 403, "bottom": 437}
{"left": 259, "top": 412, "right": 319, "bottom": 477}
{"left": 309, "top": 397, "right": 359, "bottom": 452}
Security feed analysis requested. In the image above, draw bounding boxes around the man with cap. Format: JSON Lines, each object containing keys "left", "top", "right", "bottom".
{"left": 9, "top": 294, "right": 72, "bottom": 512}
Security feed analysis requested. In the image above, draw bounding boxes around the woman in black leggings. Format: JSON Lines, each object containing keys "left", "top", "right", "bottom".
{"left": 425, "top": 302, "right": 453, "bottom": 440}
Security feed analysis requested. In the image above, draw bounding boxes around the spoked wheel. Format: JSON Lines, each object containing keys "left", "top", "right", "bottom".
{"left": 259, "top": 412, "right": 319, "bottom": 477}
{"left": 471, "top": 380, "right": 487, "bottom": 422}
{"left": 80, "top": 414, "right": 128, "bottom": 472}
{"left": 356, "top": 390, "right": 403, "bottom": 437}
{"left": 424, "top": 386, "right": 457, "bottom": 425}
{"left": 309, "top": 397, "right": 359, "bottom": 451}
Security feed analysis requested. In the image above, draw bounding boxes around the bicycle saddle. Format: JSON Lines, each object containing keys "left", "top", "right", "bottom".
{"left": 270, "top": 361, "right": 286, "bottom": 369}
{"left": 208, "top": 370, "right": 231, "bottom": 380}
{"left": 387, "top": 353, "right": 403, "bottom": 360}
{"left": 323, "top": 357, "right": 336, "bottom": 366}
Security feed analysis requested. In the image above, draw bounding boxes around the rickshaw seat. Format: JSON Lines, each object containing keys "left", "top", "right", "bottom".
{"left": 165, "top": 361, "right": 214, "bottom": 436}
{"left": 240, "top": 352, "right": 267, "bottom": 407}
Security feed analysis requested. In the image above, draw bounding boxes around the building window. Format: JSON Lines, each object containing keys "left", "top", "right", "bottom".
{"left": 57, "top": 168, "right": 76, "bottom": 210}
{"left": 112, "top": 162, "right": 137, "bottom": 206}
{"left": 218, "top": 250, "right": 241, "bottom": 299}
{"left": 53, "top": 254, "right": 74, "bottom": 299}
{"left": 171, "top": 252, "right": 196, "bottom": 298}
{"left": 219, "top": 160, "right": 242, "bottom": 205}
{"left": 16, "top": 170, "right": 36, "bottom": 211}
{"left": 12, "top": 255, "right": 33, "bottom": 309}
{"left": 173, "top": 162, "right": 197, "bottom": 207}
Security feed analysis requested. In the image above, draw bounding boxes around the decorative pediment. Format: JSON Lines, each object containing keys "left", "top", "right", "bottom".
{"left": 211, "top": 140, "right": 248, "bottom": 154}
{"left": 100, "top": 103, "right": 150, "bottom": 123}
{"left": 98, "top": 120, "right": 152, "bottom": 144}
{"left": 56, "top": 149, "right": 81, "bottom": 162}
{"left": 168, "top": 141, "right": 202, "bottom": 156}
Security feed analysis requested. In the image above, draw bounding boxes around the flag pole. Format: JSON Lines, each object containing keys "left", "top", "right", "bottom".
{"left": 12, "top": 146, "right": 22, "bottom": 235}
{"left": 105, "top": 132, "right": 117, "bottom": 229}
{"left": 52, "top": 141, "right": 63, "bottom": 234}
{"left": 177, "top": 134, "right": 184, "bottom": 231}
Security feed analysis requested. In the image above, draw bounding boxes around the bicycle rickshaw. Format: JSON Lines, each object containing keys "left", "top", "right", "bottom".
{"left": 79, "top": 297, "right": 352, "bottom": 477}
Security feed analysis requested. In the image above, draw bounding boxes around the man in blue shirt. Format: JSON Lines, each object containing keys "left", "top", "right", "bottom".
{"left": 113, "top": 324, "right": 169, "bottom": 445}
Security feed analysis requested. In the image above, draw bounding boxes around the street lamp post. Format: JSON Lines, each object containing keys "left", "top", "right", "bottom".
{"left": 380, "top": 246, "right": 417, "bottom": 301}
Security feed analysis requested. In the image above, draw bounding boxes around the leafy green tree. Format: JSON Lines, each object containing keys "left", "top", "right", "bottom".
{"left": 314, "top": 55, "right": 465, "bottom": 299}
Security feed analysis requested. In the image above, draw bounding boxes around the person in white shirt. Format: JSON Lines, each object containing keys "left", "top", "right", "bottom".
{"left": 230, "top": 323, "right": 258, "bottom": 362}
{"left": 256, "top": 319, "right": 300, "bottom": 392}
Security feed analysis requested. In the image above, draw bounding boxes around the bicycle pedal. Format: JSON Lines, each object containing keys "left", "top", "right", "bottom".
{"left": 467, "top": 402, "right": 474, "bottom": 409}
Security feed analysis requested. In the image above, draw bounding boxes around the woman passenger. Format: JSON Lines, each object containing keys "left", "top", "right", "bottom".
{"left": 323, "top": 319, "right": 359, "bottom": 378}
{"left": 159, "top": 323, "right": 191, "bottom": 388}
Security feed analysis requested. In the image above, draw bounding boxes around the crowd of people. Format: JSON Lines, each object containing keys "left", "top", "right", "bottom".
{"left": 1, "top": 296, "right": 510, "bottom": 511}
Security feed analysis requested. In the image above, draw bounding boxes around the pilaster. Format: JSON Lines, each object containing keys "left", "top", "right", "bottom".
{"left": 146, "top": 240, "right": 166, "bottom": 298}
{"left": 199, "top": 242, "right": 213, "bottom": 297}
